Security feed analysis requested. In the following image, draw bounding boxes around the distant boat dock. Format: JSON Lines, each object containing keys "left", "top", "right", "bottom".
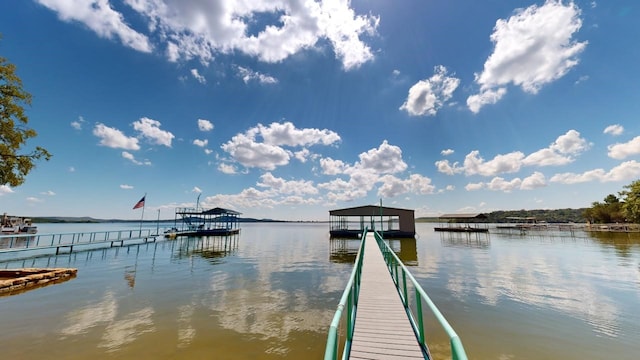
{"left": 166, "top": 207, "right": 241, "bottom": 238}
{"left": 432, "top": 213, "right": 640, "bottom": 234}
{"left": 434, "top": 213, "right": 489, "bottom": 233}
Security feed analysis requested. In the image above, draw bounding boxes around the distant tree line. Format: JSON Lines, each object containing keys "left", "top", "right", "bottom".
{"left": 416, "top": 208, "right": 587, "bottom": 223}
{"left": 485, "top": 208, "right": 586, "bottom": 223}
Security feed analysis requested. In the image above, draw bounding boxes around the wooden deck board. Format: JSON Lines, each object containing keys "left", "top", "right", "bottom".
{"left": 350, "top": 233, "right": 425, "bottom": 359}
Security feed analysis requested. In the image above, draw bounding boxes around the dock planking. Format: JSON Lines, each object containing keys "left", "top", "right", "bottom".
{"left": 350, "top": 233, "right": 425, "bottom": 360}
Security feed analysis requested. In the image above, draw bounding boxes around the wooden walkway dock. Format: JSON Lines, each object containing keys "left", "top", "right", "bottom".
{"left": 350, "top": 233, "right": 425, "bottom": 359}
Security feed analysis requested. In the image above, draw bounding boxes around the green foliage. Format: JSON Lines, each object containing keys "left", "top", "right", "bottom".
{"left": 583, "top": 194, "right": 625, "bottom": 223}
{"left": 583, "top": 180, "right": 640, "bottom": 224}
{"left": 620, "top": 179, "right": 640, "bottom": 223}
{"left": 0, "top": 44, "right": 51, "bottom": 186}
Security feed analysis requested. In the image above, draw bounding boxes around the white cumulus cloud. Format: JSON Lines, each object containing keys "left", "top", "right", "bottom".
{"left": 221, "top": 121, "right": 339, "bottom": 171}
{"left": 550, "top": 160, "right": 640, "bottom": 184}
{"left": 603, "top": 124, "right": 624, "bottom": 136}
{"left": 198, "top": 119, "right": 214, "bottom": 132}
{"left": 235, "top": 66, "right": 278, "bottom": 85}
{"left": 257, "top": 172, "right": 318, "bottom": 195}
{"left": 37, "top": 0, "right": 152, "bottom": 53}
{"left": 93, "top": 123, "right": 140, "bottom": 150}
{"left": 357, "top": 140, "right": 407, "bottom": 174}
{"left": 122, "top": 151, "right": 151, "bottom": 165}
{"left": 190, "top": 68, "right": 206, "bottom": 84}
{"left": 436, "top": 130, "right": 589, "bottom": 176}
{"left": 400, "top": 65, "right": 460, "bottom": 116}
{"left": 607, "top": 136, "right": 640, "bottom": 159}
{"left": 50, "top": 0, "right": 379, "bottom": 71}
{"left": 132, "top": 117, "right": 175, "bottom": 147}
{"left": 0, "top": 185, "right": 14, "bottom": 195}
{"left": 467, "top": 1, "right": 587, "bottom": 113}
{"left": 193, "top": 139, "right": 208, "bottom": 147}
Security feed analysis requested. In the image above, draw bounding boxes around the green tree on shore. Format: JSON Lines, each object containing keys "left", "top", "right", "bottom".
{"left": 583, "top": 194, "right": 625, "bottom": 223}
{"left": 1, "top": 41, "right": 51, "bottom": 186}
{"left": 584, "top": 180, "right": 640, "bottom": 224}
{"left": 620, "top": 179, "right": 640, "bottom": 223}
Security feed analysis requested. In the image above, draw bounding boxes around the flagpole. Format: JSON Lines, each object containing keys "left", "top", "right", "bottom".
{"left": 156, "top": 209, "right": 160, "bottom": 236}
{"left": 139, "top": 193, "right": 146, "bottom": 236}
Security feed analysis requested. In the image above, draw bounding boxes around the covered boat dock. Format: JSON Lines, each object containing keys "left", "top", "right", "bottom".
{"left": 434, "top": 213, "right": 489, "bottom": 232}
{"left": 329, "top": 205, "right": 415, "bottom": 238}
{"left": 170, "top": 207, "right": 241, "bottom": 237}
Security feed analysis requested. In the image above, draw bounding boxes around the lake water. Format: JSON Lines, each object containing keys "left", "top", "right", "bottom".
{"left": 1, "top": 222, "right": 638, "bottom": 359}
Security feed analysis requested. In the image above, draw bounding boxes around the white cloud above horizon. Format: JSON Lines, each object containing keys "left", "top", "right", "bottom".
{"left": 400, "top": 65, "right": 460, "bottom": 116}
{"left": 467, "top": 1, "right": 587, "bottom": 113}
{"left": 198, "top": 119, "right": 214, "bottom": 132}
{"left": 221, "top": 121, "right": 341, "bottom": 171}
{"left": 37, "top": 0, "right": 379, "bottom": 71}
{"left": 607, "top": 136, "right": 640, "bottom": 159}
{"left": 603, "top": 124, "right": 624, "bottom": 136}
{"left": 435, "top": 130, "right": 590, "bottom": 177}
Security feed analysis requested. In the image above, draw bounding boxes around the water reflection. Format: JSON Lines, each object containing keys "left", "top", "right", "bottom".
{"left": 587, "top": 231, "right": 640, "bottom": 258}
{"left": 44, "top": 232, "right": 331, "bottom": 356}
{"left": 2, "top": 222, "right": 639, "bottom": 359}
{"left": 173, "top": 234, "right": 239, "bottom": 263}
{"left": 386, "top": 238, "right": 418, "bottom": 265}
{"left": 328, "top": 237, "right": 418, "bottom": 265}
{"left": 124, "top": 265, "right": 136, "bottom": 288}
{"left": 177, "top": 304, "right": 196, "bottom": 348}
{"left": 419, "top": 224, "right": 634, "bottom": 339}
{"left": 329, "top": 238, "right": 359, "bottom": 263}
{"left": 439, "top": 231, "right": 490, "bottom": 249}
{"left": 60, "top": 291, "right": 118, "bottom": 337}
{"left": 100, "top": 307, "right": 155, "bottom": 351}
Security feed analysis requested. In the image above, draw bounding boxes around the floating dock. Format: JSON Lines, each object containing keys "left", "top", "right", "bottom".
{"left": 0, "top": 268, "right": 77, "bottom": 296}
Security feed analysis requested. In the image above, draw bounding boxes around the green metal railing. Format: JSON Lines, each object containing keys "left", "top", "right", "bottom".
{"left": 373, "top": 230, "right": 469, "bottom": 360}
{"left": 324, "top": 229, "right": 368, "bottom": 360}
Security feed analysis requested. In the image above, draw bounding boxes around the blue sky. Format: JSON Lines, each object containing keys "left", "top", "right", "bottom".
{"left": 1, "top": 0, "right": 639, "bottom": 221}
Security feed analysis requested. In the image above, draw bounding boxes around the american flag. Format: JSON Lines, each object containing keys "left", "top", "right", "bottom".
{"left": 133, "top": 196, "right": 145, "bottom": 209}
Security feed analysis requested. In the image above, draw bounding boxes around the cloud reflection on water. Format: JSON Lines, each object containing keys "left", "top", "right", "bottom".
{"left": 99, "top": 307, "right": 155, "bottom": 351}
{"left": 59, "top": 290, "right": 156, "bottom": 351}
{"left": 177, "top": 304, "right": 196, "bottom": 348}
{"left": 438, "top": 237, "right": 626, "bottom": 338}
{"left": 60, "top": 291, "right": 117, "bottom": 337}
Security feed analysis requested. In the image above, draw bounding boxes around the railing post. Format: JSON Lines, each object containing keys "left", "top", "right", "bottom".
{"left": 416, "top": 291, "right": 425, "bottom": 346}
{"left": 402, "top": 271, "right": 408, "bottom": 306}
{"left": 347, "top": 291, "right": 354, "bottom": 341}
{"left": 394, "top": 262, "right": 399, "bottom": 285}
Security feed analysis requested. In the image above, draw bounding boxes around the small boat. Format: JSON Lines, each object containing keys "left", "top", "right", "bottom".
{"left": 1, "top": 213, "right": 38, "bottom": 235}
{"left": 164, "top": 227, "right": 178, "bottom": 239}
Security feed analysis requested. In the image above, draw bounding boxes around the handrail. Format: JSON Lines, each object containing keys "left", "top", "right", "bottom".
{"left": 324, "top": 229, "right": 368, "bottom": 360}
{"left": 373, "top": 230, "right": 469, "bottom": 360}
